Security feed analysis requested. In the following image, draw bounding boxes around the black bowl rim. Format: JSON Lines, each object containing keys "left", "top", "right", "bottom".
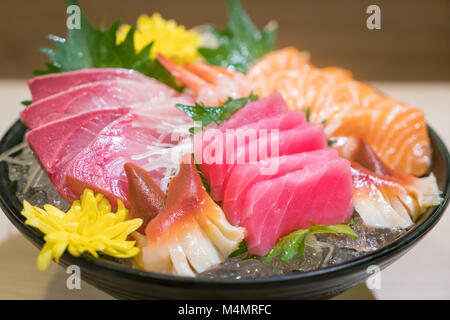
{"left": 0, "top": 119, "right": 449, "bottom": 287}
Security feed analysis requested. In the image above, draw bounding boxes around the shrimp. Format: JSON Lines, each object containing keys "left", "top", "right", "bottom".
{"left": 158, "top": 54, "right": 251, "bottom": 106}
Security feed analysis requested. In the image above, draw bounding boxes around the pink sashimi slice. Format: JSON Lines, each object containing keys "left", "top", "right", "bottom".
{"left": 63, "top": 112, "right": 192, "bottom": 207}
{"left": 28, "top": 68, "right": 151, "bottom": 102}
{"left": 197, "top": 92, "right": 292, "bottom": 158}
{"left": 204, "top": 122, "right": 328, "bottom": 201}
{"left": 242, "top": 158, "right": 354, "bottom": 256}
{"left": 219, "top": 92, "right": 289, "bottom": 130}
{"left": 222, "top": 149, "right": 339, "bottom": 226}
{"left": 21, "top": 79, "right": 178, "bottom": 129}
{"left": 196, "top": 110, "right": 306, "bottom": 186}
{"left": 26, "top": 108, "right": 130, "bottom": 202}
{"left": 133, "top": 95, "right": 194, "bottom": 117}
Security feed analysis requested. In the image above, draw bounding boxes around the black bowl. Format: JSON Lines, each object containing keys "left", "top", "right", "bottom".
{"left": 1, "top": 120, "right": 449, "bottom": 299}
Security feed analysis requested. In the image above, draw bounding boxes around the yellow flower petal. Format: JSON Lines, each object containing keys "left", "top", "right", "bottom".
{"left": 43, "top": 204, "right": 65, "bottom": 218}
{"left": 37, "top": 242, "right": 53, "bottom": 271}
{"left": 52, "top": 242, "right": 68, "bottom": 263}
{"left": 21, "top": 189, "right": 142, "bottom": 271}
{"left": 117, "top": 13, "right": 201, "bottom": 65}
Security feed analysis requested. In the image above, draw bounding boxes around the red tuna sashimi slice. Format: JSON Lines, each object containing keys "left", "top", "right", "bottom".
{"left": 64, "top": 112, "right": 193, "bottom": 207}
{"left": 196, "top": 110, "right": 306, "bottom": 187}
{"left": 219, "top": 92, "right": 289, "bottom": 130}
{"left": 21, "top": 79, "right": 178, "bottom": 129}
{"left": 198, "top": 92, "right": 291, "bottom": 156}
{"left": 28, "top": 68, "right": 151, "bottom": 102}
{"left": 204, "top": 122, "right": 328, "bottom": 201}
{"left": 242, "top": 158, "right": 354, "bottom": 256}
{"left": 26, "top": 108, "right": 130, "bottom": 202}
{"left": 222, "top": 149, "right": 339, "bottom": 226}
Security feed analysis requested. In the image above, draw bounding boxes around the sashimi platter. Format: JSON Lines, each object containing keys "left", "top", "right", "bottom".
{"left": 0, "top": 0, "right": 448, "bottom": 298}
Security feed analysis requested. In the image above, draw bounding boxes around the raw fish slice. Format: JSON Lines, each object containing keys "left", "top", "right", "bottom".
{"left": 133, "top": 95, "right": 194, "bottom": 117}
{"left": 194, "top": 92, "right": 292, "bottom": 170}
{"left": 28, "top": 68, "right": 151, "bottom": 101}
{"left": 286, "top": 160, "right": 352, "bottom": 229}
{"left": 247, "top": 47, "right": 431, "bottom": 176}
{"left": 243, "top": 166, "right": 321, "bottom": 253}
{"left": 205, "top": 122, "right": 328, "bottom": 201}
{"left": 241, "top": 158, "right": 354, "bottom": 256}
{"left": 252, "top": 160, "right": 353, "bottom": 253}
{"left": 246, "top": 47, "right": 310, "bottom": 88}
{"left": 197, "top": 110, "right": 306, "bottom": 186}
{"left": 352, "top": 164, "right": 414, "bottom": 228}
{"left": 125, "top": 163, "right": 166, "bottom": 234}
{"left": 220, "top": 92, "right": 289, "bottom": 130}
{"left": 329, "top": 98, "right": 430, "bottom": 177}
{"left": 222, "top": 149, "right": 339, "bottom": 226}
{"left": 26, "top": 108, "right": 129, "bottom": 202}
{"left": 21, "top": 79, "right": 178, "bottom": 129}
{"left": 349, "top": 141, "right": 441, "bottom": 228}
{"left": 64, "top": 112, "right": 193, "bottom": 207}
{"left": 134, "top": 155, "right": 245, "bottom": 277}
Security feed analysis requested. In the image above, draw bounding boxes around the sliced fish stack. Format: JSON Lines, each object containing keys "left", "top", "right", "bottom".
{"left": 23, "top": 68, "right": 194, "bottom": 205}
{"left": 196, "top": 93, "right": 355, "bottom": 256}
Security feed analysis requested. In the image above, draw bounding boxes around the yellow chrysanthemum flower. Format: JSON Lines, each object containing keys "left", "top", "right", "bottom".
{"left": 21, "top": 189, "right": 142, "bottom": 271}
{"left": 117, "top": 13, "right": 201, "bottom": 65}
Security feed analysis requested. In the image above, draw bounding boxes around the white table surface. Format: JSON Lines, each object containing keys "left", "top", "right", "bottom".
{"left": 0, "top": 80, "right": 449, "bottom": 300}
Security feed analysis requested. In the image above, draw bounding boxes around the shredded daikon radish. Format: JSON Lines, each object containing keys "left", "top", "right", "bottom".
{"left": 131, "top": 115, "right": 193, "bottom": 193}
{"left": 0, "top": 142, "right": 30, "bottom": 164}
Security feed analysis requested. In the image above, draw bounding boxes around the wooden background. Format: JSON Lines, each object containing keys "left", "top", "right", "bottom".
{"left": 0, "top": 0, "right": 449, "bottom": 80}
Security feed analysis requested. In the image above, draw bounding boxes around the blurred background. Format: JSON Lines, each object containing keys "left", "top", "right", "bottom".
{"left": 0, "top": 0, "right": 449, "bottom": 300}
{"left": 0, "top": 0, "right": 449, "bottom": 80}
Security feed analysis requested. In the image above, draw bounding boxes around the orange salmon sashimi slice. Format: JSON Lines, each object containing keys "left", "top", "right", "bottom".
{"left": 133, "top": 154, "right": 246, "bottom": 277}
{"left": 247, "top": 47, "right": 432, "bottom": 177}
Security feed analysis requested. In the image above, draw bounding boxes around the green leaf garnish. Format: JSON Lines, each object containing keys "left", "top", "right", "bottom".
{"left": 278, "top": 229, "right": 309, "bottom": 262}
{"left": 195, "top": 162, "right": 211, "bottom": 194}
{"left": 305, "top": 108, "right": 311, "bottom": 122}
{"left": 227, "top": 222, "right": 357, "bottom": 264}
{"left": 229, "top": 241, "right": 248, "bottom": 258}
{"left": 263, "top": 222, "right": 358, "bottom": 264}
{"left": 21, "top": 100, "right": 32, "bottom": 107}
{"left": 34, "top": 0, "right": 180, "bottom": 90}
{"left": 176, "top": 93, "right": 258, "bottom": 129}
{"left": 304, "top": 110, "right": 335, "bottom": 146}
{"left": 328, "top": 138, "right": 337, "bottom": 147}
{"left": 308, "top": 223, "right": 358, "bottom": 238}
{"left": 198, "top": 0, "right": 277, "bottom": 73}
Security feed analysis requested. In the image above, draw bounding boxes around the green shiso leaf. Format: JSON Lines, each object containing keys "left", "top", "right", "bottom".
{"left": 308, "top": 222, "right": 358, "bottom": 239}
{"left": 176, "top": 93, "right": 258, "bottom": 129}
{"left": 198, "top": 0, "right": 277, "bottom": 73}
{"left": 263, "top": 221, "right": 358, "bottom": 264}
{"left": 34, "top": 0, "right": 180, "bottom": 90}
{"left": 225, "top": 221, "right": 357, "bottom": 264}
